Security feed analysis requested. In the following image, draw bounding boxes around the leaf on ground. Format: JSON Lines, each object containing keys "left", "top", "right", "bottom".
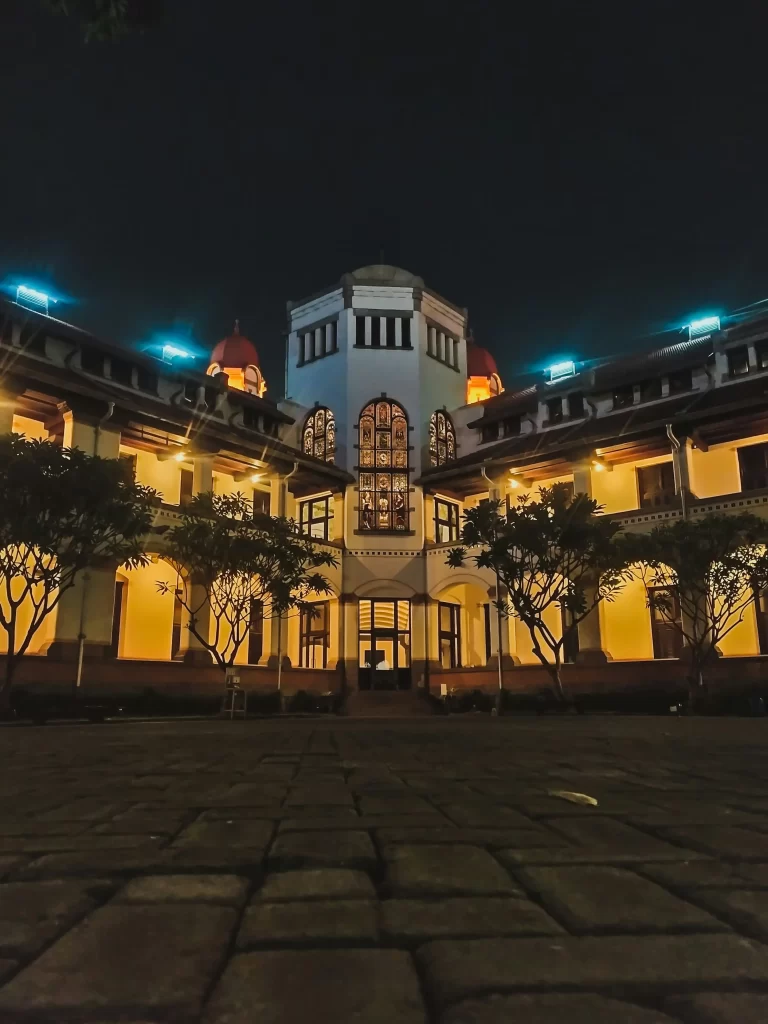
{"left": 548, "top": 789, "right": 598, "bottom": 806}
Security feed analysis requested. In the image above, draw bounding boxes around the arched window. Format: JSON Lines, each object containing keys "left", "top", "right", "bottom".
{"left": 358, "top": 398, "right": 409, "bottom": 531}
{"left": 429, "top": 410, "right": 456, "bottom": 467}
{"left": 303, "top": 407, "right": 335, "bottom": 463}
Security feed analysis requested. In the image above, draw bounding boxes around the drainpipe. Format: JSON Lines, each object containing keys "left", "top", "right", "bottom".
{"left": 666, "top": 423, "right": 688, "bottom": 520}
{"left": 275, "top": 461, "right": 300, "bottom": 696}
{"left": 75, "top": 402, "right": 116, "bottom": 697}
{"left": 481, "top": 466, "right": 505, "bottom": 703}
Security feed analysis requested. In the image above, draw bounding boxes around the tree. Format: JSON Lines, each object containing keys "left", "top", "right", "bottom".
{"left": 158, "top": 492, "right": 337, "bottom": 679}
{"left": 447, "top": 483, "right": 632, "bottom": 703}
{"left": 43, "top": 0, "right": 161, "bottom": 42}
{"left": 627, "top": 513, "right": 768, "bottom": 706}
{"left": 0, "top": 435, "right": 156, "bottom": 704}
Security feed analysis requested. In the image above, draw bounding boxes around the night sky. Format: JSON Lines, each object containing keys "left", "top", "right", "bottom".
{"left": 3, "top": 2, "right": 768, "bottom": 395}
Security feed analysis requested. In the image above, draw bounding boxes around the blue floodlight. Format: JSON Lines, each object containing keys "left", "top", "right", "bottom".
{"left": 162, "top": 343, "right": 192, "bottom": 362}
{"left": 688, "top": 316, "right": 720, "bottom": 340}
{"left": 548, "top": 359, "right": 576, "bottom": 383}
{"left": 16, "top": 285, "right": 56, "bottom": 316}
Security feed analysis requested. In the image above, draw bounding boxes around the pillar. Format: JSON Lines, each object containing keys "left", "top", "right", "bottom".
{"left": 61, "top": 407, "right": 121, "bottom": 458}
{"left": 44, "top": 563, "right": 118, "bottom": 661}
{"left": 572, "top": 459, "right": 593, "bottom": 497}
{"left": 575, "top": 583, "right": 612, "bottom": 664}
{"left": 266, "top": 604, "right": 290, "bottom": 669}
{"left": 410, "top": 594, "right": 428, "bottom": 689}
{"left": 486, "top": 584, "right": 517, "bottom": 669}
{"left": 340, "top": 594, "right": 359, "bottom": 691}
{"left": 193, "top": 456, "right": 213, "bottom": 496}
{"left": 0, "top": 378, "right": 22, "bottom": 435}
{"left": 178, "top": 581, "right": 215, "bottom": 665}
{"left": 672, "top": 435, "right": 698, "bottom": 501}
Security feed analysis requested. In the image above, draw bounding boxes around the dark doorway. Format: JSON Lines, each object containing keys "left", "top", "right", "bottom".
{"left": 358, "top": 599, "right": 411, "bottom": 689}
{"left": 649, "top": 586, "right": 684, "bottom": 658}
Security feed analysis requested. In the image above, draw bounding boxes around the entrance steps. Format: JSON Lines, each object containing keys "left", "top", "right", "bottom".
{"left": 344, "top": 689, "right": 435, "bottom": 718}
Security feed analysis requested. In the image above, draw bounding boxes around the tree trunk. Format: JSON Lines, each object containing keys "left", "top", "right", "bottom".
{"left": 548, "top": 661, "right": 570, "bottom": 707}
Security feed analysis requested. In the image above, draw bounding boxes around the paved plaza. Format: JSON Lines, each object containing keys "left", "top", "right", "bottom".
{"left": 2, "top": 717, "right": 768, "bottom": 1020}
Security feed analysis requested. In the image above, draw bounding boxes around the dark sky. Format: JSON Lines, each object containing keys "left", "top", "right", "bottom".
{"left": 3, "top": 2, "right": 768, "bottom": 395}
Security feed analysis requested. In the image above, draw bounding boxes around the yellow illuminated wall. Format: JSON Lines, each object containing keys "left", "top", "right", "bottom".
{"left": 12, "top": 415, "right": 48, "bottom": 441}
{"left": 601, "top": 570, "right": 655, "bottom": 660}
{"left": 591, "top": 462, "right": 639, "bottom": 514}
{"left": 120, "top": 559, "right": 180, "bottom": 660}
{"left": 715, "top": 600, "right": 759, "bottom": 657}
{"left": 124, "top": 447, "right": 183, "bottom": 506}
{"left": 690, "top": 445, "right": 740, "bottom": 498}
{"left": 512, "top": 597, "right": 562, "bottom": 665}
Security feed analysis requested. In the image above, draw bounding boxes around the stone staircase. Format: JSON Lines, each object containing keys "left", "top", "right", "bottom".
{"left": 344, "top": 689, "right": 436, "bottom": 718}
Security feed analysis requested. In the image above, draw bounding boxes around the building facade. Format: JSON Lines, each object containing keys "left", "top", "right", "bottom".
{"left": 4, "top": 268, "right": 768, "bottom": 703}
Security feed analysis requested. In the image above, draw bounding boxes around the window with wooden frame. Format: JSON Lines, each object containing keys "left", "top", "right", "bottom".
{"left": 439, "top": 602, "right": 461, "bottom": 668}
{"left": 434, "top": 498, "right": 460, "bottom": 543}
{"left": 299, "top": 601, "right": 329, "bottom": 668}
{"left": 299, "top": 495, "right": 334, "bottom": 541}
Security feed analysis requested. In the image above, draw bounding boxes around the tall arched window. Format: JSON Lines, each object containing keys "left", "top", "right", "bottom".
{"left": 358, "top": 398, "right": 409, "bottom": 531}
{"left": 429, "top": 410, "right": 456, "bottom": 467}
{"left": 303, "top": 407, "right": 335, "bottom": 463}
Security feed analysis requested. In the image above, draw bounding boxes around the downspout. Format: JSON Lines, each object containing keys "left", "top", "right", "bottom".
{"left": 666, "top": 422, "right": 687, "bottom": 520}
{"left": 422, "top": 488, "right": 430, "bottom": 695}
{"left": 275, "top": 460, "right": 300, "bottom": 696}
{"left": 75, "top": 402, "right": 115, "bottom": 696}
{"left": 481, "top": 466, "right": 505, "bottom": 704}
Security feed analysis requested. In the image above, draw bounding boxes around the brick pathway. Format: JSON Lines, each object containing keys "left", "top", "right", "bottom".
{"left": 2, "top": 716, "right": 768, "bottom": 1021}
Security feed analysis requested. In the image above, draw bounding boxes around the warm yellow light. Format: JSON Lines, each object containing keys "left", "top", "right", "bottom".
{"left": 250, "top": 473, "right": 263, "bottom": 483}
{"left": 173, "top": 451, "right": 186, "bottom": 463}
{"left": 592, "top": 459, "right": 605, "bottom": 472}
{"left": 508, "top": 477, "right": 519, "bottom": 488}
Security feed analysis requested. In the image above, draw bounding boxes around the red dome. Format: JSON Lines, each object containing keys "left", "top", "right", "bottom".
{"left": 210, "top": 320, "right": 260, "bottom": 369}
{"left": 467, "top": 336, "right": 498, "bottom": 378}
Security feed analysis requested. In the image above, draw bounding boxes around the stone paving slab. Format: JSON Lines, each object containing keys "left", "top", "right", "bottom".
{"left": 381, "top": 897, "right": 563, "bottom": 945}
{"left": 514, "top": 865, "right": 725, "bottom": 933}
{"left": 385, "top": 844, "right": 519, "bottom": 896}
{"left": 203, "top": 949, "right": 426, "bottom": 1024}
{"left": 663, "top": 992, "right": 768, "bottom": 1023}
{"left": 442, "top": 993, "right": 681, "bottom": 1023}
{"left": 0, "top": 902, "right": 236, "bottom": 1021}
{"left": 237, "top": 899, "right": 379, "bottom": 947}
{"left": 257, "top": 868, "right": 376, "bottom": 901}
{"left": 7, "top": 718, "right": 768, "bottom": 1021}
{"left": 417, "top": 934, "right": 768, "bottom": 1008}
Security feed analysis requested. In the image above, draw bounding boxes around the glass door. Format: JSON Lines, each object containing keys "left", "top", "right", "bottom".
{"left": 358, "top": 599, "right": 411, "bottom": 689}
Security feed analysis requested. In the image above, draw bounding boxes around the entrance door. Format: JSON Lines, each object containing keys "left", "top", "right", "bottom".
{"left": 358, "top": 599, "right": 411, "bottom": 690}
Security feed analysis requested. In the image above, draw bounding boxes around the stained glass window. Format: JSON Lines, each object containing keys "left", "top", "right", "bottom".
{"left": 303, "top": 407, "right": 335, "bottom": 463}
{"left": 429, "top": 410, "right": 456, "bottom": 467}
{"left": 358, "top": 399, "right": 409, "bottom": 531}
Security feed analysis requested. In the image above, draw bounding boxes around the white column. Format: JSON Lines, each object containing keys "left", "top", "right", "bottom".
{"left": 573, "top": 460, "right": 593, "bottom": 497}
{"left": 575, "top": 583, "right": 612, "bottom": 664}
{"left": 193, "top": 456, "right": 213, "bottom": 496}
{"left": 44, "top": 564, "right": 117, "bottom": 660}
{"left": 178, "top": 581, "right": 215, "bottom": 665}
{"left": 672, "top": 436, "right": 697, "bottom": 500}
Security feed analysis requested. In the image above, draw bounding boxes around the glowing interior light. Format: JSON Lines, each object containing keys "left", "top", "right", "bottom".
{"left": 592, "top": 459, "right": 605, "bottom": 472}
{"left": 688, "top": 316, "right": 720, "bottom": 340}
{"left": 250, "top": 473, "right": 263, "bottom": 483}
{"left": 548, "top": 360, "right": 576, "bottom": 382}
{"left": 173, "top": 451, "right": 186, "bottom": 463}
{"left": 16, "top": 285, "right": 55, "bottom": 315}
{"left": 508, "top": 477, "right": 519, "bottom": 488}
{"left": 162, "top": 344, "right": 192, "bottom": 361}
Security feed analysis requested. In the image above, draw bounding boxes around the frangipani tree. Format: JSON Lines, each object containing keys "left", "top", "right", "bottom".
{"left": 158, "top": 491, "right": 337, "bottom": 678}
{"left": 627, "top": 513, "right": 768, "bottom": 704}
{"left": 0, "top": 435, "right": 156, "bottom": 705}
{"left": 447, "top": 483, "right": 632, "bottom": 703}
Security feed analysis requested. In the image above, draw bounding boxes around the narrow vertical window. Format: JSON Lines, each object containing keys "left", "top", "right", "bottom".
{"left": 358, "top": 399, "right": 409, "bottom": 531}
{"left": 303, "top": 407, "right": 336, "bottom": 463}
{"left": 429, "top": 410, "right": 456, "bottom": 466}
